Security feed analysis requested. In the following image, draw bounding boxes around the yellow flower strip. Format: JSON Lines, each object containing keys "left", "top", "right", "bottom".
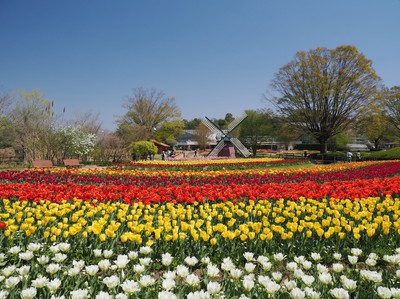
{"left": 2, "top": 195, "right": 399, "bottom": 244}
{"left": 41, "top": 160, "right": 386, "bottom": 178}
{"left": 117, "top": 157, "right": 285, "bottom": 166}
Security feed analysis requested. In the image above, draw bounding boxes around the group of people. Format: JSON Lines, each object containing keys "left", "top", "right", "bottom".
{"left": 161, "top": 148, "right": 199, "bottom": 160}
{"left": 347, "top": 150, "right": 362, "bottom": 162}
{"left": 161, "top": 149, "right": 176, "bottom": 160}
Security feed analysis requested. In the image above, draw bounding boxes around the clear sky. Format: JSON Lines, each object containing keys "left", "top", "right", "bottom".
{"left": 1, "top": 0, "right": 399, "bottom": 130}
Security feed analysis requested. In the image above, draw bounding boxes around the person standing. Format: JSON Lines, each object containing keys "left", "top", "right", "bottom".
{"left": 347, "top": 151, "right": 353, "bottom": 162}
{"left": 356, "top": 150, "right": 361, "bottom": 161}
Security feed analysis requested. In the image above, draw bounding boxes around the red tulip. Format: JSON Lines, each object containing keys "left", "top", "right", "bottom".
{"left": 0, "top": 222, "right": 7, "bottom": 229}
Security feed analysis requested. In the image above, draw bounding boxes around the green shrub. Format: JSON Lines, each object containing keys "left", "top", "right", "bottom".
{"left": 364, "top": 147, "right": 400, "bottom": 160}
{"left": 129, "top": 141, "right": 158, "bottom": 160}
{"left": 308, "top": 152, "right": 347, "bottom": 163}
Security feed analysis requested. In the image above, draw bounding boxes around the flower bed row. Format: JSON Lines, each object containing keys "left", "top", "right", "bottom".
{"left": 1, "top": 161, "right": 397, "bottom": 188}
{"left": 1, "top": 173, "right": 400, "bottom": 204}
{"left": 1, "top": 241, "right": 400, "bottom": 299}
{"left": 110, "top": 157, "right": 301, "bottom": 171}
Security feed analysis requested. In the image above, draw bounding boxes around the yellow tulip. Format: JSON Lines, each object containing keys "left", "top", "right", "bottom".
{"left": 99, "top": 233, "right": 106, "bottom": 242}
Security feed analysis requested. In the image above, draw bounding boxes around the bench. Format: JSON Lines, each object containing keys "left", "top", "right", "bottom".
{"left": 63, "top": 159, "right": 83, "bottom": 167}
{"left": 32, "top": 160, "right": 55, "bottom": 168}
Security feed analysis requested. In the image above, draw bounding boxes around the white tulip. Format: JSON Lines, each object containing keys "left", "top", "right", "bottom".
{"left": 4, "top": 276, "right": 20, "bottom": 288}
{"left": 85, "top": 265, "right": 99, "bottom": 276}
{"left": 103, "top": 275, "right": 120, "bottom": 289}
{"left": 139, "top": 274, "right": 156, "bottom": 287}
{"left": 31, "top": 276, "right": 49, "bottom": 288}
{"left": 121, "top": 279, "right": 140, "bottom": 294}
{"left": 139, "top": 246, "right": 152, "bottom": 255}
{"left": 161, "top": 252, "right": 173, "bottom": 266}
{"left": 207, "top": 281, "right": 221, "bottom": 295}
{"left": 162, "top": 278, "right": 176, "bottom": 291}
{"left": 70, "top": 288, "right": 89, "bottom": 299}
{"left": 184, "top": 256, "right": 199, "bottom": 266}
{"left": 158, "top": 291, "right": 177, "bottom": 299}
{"left": 330, "top": 288, "right": 349, "bottom": 299}
{"left": 27, "top": 243, "right": 42, "bottom": 252}
{"left": 206, "top": 263, "right": 220, "bottom": 278}
{"left": 46, "top": 263, "right": 61, "bottom": 274}
{"left": 103, "top": 249, "right": 113, "bottom": 258}
{"left": 21, "top": 287, "right": 37, "bottom": 299}
{"left": 290, "top": 287, "right": 305, "bottom": 299}
{"left": 128, "top": 251, "right": 138, "bottom": 260}
{"left": 185, "top": 273, "right": 200, "bottom": 286}
{"left": 115, "top": 255, "right": 130, "bottom": 269}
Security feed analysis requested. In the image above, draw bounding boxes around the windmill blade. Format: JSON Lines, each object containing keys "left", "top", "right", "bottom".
{"left": 227, "top": 113, "right": 248, "bottom": 133}
{"left": 208, "top": 140, "right": 225, "bottom": 157}
{"left": 201, "top": 117, "right": 223, "bottom": 135}
{"left": 230, "top": 137, "right": 251, "bottom": 158}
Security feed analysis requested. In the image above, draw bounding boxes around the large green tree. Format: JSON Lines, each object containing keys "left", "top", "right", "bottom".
{"left": 117, "top": 87, "right": 182, "bottom": 144}
{"left": 269, "top": 45, "right": 380, "bottom": 153}
{"left": 0, "top": 90, "right": 13, "bottom": 148}
{"left": 239, "top": 109, "right": 276, "bottom": 157}
{"left": 153, "top": 119, "right": 185, "bottom": 145}
{"left": 358, "top": 91, "right": 391, "bottom": 149}
{"left": 10, "top": 89, "right": 56, "bottom": 162}
{"left": 385, "top": 86, "right": 400, "bottom": 135}
{"left": 195, "top": 122, "right": 212, "bottom": 150}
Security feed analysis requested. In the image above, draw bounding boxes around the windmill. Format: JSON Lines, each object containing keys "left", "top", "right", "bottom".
{"left": 202, "top": 113, "right": 251, "bottom": 158}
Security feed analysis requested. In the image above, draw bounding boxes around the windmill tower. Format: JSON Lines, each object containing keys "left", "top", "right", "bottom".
{"left": 202, "top": 113, "right": 251, "bottom": 158}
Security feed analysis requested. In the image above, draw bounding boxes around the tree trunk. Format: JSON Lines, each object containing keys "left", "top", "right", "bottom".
{"left": 319, "top": 141, "right": 327, "bottom": 154}
{"left": 374, "top": 138, "right": 381, "bottom": 150}
{"left": 251, "top": 145, "right": 257, "bottom": 158}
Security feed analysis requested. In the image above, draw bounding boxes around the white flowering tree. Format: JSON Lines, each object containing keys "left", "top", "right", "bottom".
{"left": 58, "top": 126, "right": 97, "bottom": 160}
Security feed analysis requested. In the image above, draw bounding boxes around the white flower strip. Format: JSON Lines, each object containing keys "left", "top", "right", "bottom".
{"left": 0, "top": 245, "right": 399, "bottom": 298}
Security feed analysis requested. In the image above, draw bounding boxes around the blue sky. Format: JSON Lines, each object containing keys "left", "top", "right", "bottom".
{"left": 1, "top": 0, "right": 399, "bottom": 130}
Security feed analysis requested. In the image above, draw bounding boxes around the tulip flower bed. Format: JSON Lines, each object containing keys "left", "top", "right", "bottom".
{"left": 1, "top": 159, "right": 400, "bottom": 298}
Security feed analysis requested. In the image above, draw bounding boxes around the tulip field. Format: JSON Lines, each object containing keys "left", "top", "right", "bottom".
{"left": 1, "top": 158, "right": 400, "bottom": 299}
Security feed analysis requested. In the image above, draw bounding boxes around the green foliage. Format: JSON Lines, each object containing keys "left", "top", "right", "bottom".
{"left": 0, "top": 116, "right": 14, "bottom": 148}
{"left": 327, "top": 132, "right": 349, "bottom": 151}
{"left": 309, "top": 147, "right": 400, "bottom": 161}
{"left": 240, "top": 109, "right": 278, "bottom": 157}
{"left": 153, "top": 119, "right": 184, "bottom": 145}
{"left": 270, "top": 45, "right": 380, "bottom": 153}
{"left": 117, "top": 87, "right": 181, "bottom": 143}
{"left": 385, "top": 86, "right": 400, "bottom": 135}
{"left": 130, "top": 141, "right": 157, "bottom": 160}
{"left": 183, "top": 118, "right": 201, "bottom": 130}
{"left": 364, "top": 147, "right": 400, "bottom": 160}
{"left": 11, "top": 89, "right": 56, "bottom": 162}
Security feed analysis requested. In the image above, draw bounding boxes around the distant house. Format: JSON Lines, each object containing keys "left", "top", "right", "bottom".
{"left": 150, "top": 140, "right": 170, "bottom": 154}
{"left": 176, "top": 130, "right": 217, "bottom": 149}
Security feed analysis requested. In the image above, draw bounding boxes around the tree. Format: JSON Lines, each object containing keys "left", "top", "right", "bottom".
{"left": 268, "top": 45, "right": 380, "bottom": 153}
{"left": 195, "top": 122, "right": 211, "bottom": 150}
{"left": 358, "top": 91, "right": 391, "bottom": 149}
{"left": 153, "top": 119, "right": 184, "bottom": 145}
{"left": 327, "top": 132, "right": 349, "bottom": 151}
{"left": 117, "top": 87, "right": 182, "bottom": 143}
{"left": 0, "top": 90, "right": 11, "bottom": 115}
{"left": 10, "top": 89, "right": 56, "bottom": 162}
{"left": 68, "top": 112, "right": 102, "bottom": 135}
{"left": 0, "top": 91, "right": 13, "bottom": 148}
{"left": 239, "top": 109, "right": 276, "bottom": 157}
{"left": 183, "top": 118, "right": 201, "bottom": 130}
{"left": 92, "top": 132, "right": 127, "bottom": 163}
{"left": 385, "top": 86, "right": 400, "bottom": 135}
{"left": 57, "top": 126, "right": 97, "bottom": 159}
{"left": 129, "top": 140, "right": 157, "bottom": 161}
